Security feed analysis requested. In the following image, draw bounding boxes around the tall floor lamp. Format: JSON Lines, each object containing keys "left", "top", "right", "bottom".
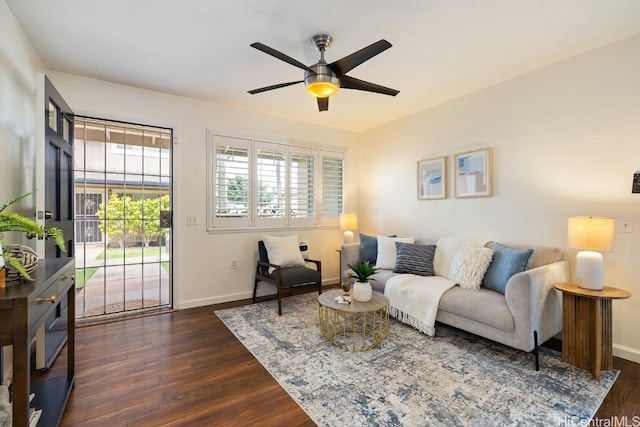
{"left": 567, "top": 216, "right": 615, "bottom": 290}
{"left": 340, "top": 213, "right": 358, "bottom": 244}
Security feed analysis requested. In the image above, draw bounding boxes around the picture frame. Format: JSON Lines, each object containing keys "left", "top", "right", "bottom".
{"left": 417, "top": 156, "right": 447, "bottom": 200}
{"left": 454, "top": 147, "right": 493, "bottom": 198}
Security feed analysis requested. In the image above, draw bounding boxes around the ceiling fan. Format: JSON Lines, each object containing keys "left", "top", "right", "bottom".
{"left": 248, "top": 34, "right": 400, "bottom": 112}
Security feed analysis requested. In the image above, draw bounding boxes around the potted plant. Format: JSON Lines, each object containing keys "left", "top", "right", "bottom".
{"left": 347, "top": 260, "right": 378, "bottom": 302}
{"left": 0, "top": 191, "right": 66, "bottom": 284}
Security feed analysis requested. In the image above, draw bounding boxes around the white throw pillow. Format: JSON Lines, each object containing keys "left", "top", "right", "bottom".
{"left": 448, "top": 243, "right": 494, "bottom": 290}
{"left": 376, "top": 235, "right": 415, "bottom": 269}
{"left": 262, "top": 235, "right": 306, "bottom": 273}
{"left": 433, "top": 237, "right": 471, "bottom": 277}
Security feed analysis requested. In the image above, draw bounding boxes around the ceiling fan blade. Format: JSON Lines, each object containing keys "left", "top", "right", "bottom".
{"left": 328, "top": 40, "right": 392, "bottom": 77}
{"left": 339, "top": 75, "right": 399, "bottom": 96}
{"left": 317, "top": 97, "right": 329, "bottom": 112}
{"left": 250, "top": 42, "right": 315, "bottom": 73}
{"left": 248, "top": 81, "right": 304, "bottom": 95}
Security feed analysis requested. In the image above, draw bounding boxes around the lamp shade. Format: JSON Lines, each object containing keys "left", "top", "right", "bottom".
{"left": 567, "top": 217, "right": 615, "bottom": 252}
{"left": 340, "top": 213, "right": 358, "bottom": 231}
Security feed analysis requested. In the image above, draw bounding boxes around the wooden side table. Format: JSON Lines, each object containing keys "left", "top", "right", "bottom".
{"left": 554, "top": 282, "right": 631, "bottom": 381}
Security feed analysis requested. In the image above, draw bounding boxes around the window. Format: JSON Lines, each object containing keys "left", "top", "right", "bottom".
{"left": 290, "top": 149, "right": 315, "bottom": 223}
{"left": 321, "top": 153, "right": 344, "bottom": 218}
{"left": 212, "top": 136, "right": 251, "bottom": 227}
{"left": 255, "top": 142, "right": 286, "bottom": 225}
{"left": 207, "top": 133, "right": 346, "bottom": 230}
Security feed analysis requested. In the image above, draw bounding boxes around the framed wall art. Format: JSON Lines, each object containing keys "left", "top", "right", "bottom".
{"left": 417, "top": 156, "right": 447, "bottom": 200}
{"left": 454, "top": 147, "right": 493, "bottom": 198}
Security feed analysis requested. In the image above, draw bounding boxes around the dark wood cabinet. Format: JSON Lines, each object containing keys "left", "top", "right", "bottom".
{"left": 0, "top": 258, "right": 75, "bottom": 426}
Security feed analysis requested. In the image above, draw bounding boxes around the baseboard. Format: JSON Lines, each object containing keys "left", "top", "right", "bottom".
{"left": 613, "top": 343, "right": 640, "bottom": 364}
{"left": 178, "top": 278, "right": 338, "bottom": 310}
{"left": 178, "top": 292, "right": 252, "bottom": 309}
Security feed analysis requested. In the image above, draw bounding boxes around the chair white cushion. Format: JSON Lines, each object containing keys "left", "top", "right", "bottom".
{"left": 263, "top": 235, "right": 306, "bottom": 273}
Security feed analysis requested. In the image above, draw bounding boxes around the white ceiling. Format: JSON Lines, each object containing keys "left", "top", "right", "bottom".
{"left": 6, "top": 0, "right": 640, "bottom": 132}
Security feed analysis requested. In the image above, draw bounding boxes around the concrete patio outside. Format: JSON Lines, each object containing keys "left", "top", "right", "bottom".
{"left": 74, "top": 244, "right": 171, "bottom": 318}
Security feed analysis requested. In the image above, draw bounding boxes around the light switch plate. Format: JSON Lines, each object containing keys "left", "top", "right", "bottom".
{"left": 620, "top": 218, "right": 633, "bottom": 233}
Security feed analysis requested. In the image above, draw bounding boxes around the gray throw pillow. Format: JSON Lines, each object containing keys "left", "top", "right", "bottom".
{"left": 482, "top": 243, "right": 533, "bottom": 294}
{"left": 393, "top": 242, "right": 436, "bottom": 276}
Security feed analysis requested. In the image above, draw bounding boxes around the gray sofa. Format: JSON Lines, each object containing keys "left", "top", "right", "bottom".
{"left": 341, "top": 237, "right": 569, "bottom": 365}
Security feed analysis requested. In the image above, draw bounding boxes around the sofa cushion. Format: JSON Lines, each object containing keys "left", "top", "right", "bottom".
{"left": 439, "top": 287, "right": 514, "bottom": 332}
{"left": 482, "top": 243, "right": 533, "bottom": 294}
{"left": 393, "top": 242, "right": 436, "bottom": 276}
{"left": 448, "top": 243, "right": 493, "bottom": 290}
{"left": 376, "top": 235, "right": 415, "bottom": 269}
{"left": 367, "top": 269, "right": 399, "bottom": 292}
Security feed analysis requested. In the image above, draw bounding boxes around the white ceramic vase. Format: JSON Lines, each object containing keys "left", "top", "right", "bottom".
{"left": 352, "top": 280, "right": 372, "bottom": 302}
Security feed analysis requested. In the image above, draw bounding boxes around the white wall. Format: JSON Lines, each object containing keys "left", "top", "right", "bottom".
{"left": 358, "top": 34, "right": 640, "bottom": 362}
{"left": 0, "top": 0, "right": 44, "bottom": 217}
{"left": 46, "top": 71, "right": 356, "bottom": 309}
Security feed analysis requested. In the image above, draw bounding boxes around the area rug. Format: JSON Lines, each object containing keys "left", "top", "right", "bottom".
{"left": 214, "top": 293, "right": 618, "bottom": 427}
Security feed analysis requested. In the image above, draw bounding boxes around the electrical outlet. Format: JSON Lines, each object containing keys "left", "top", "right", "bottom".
{"left": 186, "top": 215, "right": 198, "bottom": 226}
{"left": 231, "top": 259, "right": 238, "bottom": 269}
{"left": 620, "top": 218, "right": 633, "bottom": 233}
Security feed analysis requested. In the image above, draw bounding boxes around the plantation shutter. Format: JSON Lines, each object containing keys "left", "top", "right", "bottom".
{"left": 255, "top": 141, "right": 287, "bottom": 226}
{"left": 289, "top": 148, "right": 315, "bottom": 226}
{"left": 207, "top": 131, "right": 347, "bottom": 231}
{"left": 211, "top": 135, "right": 251, "bottom": 228}
{"left": 320, "top": 151, "right": 344, "bottom": 223}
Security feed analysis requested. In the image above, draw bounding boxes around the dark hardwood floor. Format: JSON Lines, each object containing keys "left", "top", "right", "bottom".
{"left": 58, "top": 302, "right": 314, "bottom": 427}
{"left": 43, "top": 299, "right": 638, "bottom": 426}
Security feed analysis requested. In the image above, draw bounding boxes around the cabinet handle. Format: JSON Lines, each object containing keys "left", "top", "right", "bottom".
{"left": 36, "top": 295, "right": 57, "bottom": 304}
{"left": 61, "top": 274, "right": 75, "bottom": 281}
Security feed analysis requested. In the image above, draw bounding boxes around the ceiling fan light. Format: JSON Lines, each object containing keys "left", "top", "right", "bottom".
{"left": 306, "top": 81, "right": 339, "bottom": 98}
{"left": 304, "top": 62, "right": 340, "bottom": 98}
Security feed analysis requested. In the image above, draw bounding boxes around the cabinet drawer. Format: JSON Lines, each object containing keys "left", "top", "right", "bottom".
{"left": 28, "top": 264, "right": 74, "bottom": 330}
{"left": 29, "top": 281, "right": 59, "bottom": 330}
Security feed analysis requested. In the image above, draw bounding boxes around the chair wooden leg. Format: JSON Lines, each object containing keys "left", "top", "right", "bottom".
{"left": 277, "top": 287, "right": 283, "bottom": 315}
{"left": 252, "top": 277, "right": 258, "bottom": 303}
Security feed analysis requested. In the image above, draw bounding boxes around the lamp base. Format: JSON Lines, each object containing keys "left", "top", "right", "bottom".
{"left": 343, "top": 230, "right": 354, "bottom": 244}
{"left": 576, "top": 250, "right": 604, "bottom": 290}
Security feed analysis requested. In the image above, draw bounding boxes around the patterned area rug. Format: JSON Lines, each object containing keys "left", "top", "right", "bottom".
{"left": 215, "top": 293, "right": 618, "bottom": 426}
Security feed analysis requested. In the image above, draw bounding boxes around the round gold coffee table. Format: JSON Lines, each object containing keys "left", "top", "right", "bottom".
{"left": 318, "top": 289, "right": 389, "bottom": 352}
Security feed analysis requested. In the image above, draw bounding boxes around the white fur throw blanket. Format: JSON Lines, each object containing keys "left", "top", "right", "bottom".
{"left": 384, "top": 274, "right": 456, "bottom": 337}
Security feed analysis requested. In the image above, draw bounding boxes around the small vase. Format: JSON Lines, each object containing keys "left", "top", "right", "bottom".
{"left": 352, "top": 281, "right": 372, "bottom": 302}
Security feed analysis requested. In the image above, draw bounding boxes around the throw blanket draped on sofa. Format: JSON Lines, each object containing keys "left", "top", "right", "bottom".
{"left": 385, "top": 274, "right": 456, "bottom": 336}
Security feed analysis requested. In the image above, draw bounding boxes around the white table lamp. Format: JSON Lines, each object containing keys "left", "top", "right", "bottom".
{"left": 567, "top": 216, "right": 615, "bottom": 290}
{"left": 340, "top": 213, "right": 358, "bottom": 244}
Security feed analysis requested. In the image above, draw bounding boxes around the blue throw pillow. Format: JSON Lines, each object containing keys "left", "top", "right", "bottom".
{"left": 359, "top": 234, "right": 378, "bottom": 264}
{"left": 482, "top": 243, "right": 534, "bottom": 294}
